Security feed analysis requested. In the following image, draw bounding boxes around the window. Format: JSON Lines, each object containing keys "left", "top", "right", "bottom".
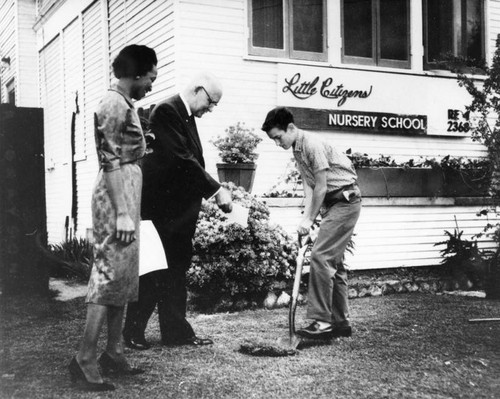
{"left": 249, "top": 0, "right": 327, "bottom": 61}
{"left": 342, "top": 0, "right": 411, "bottom": 69}
{"left": 423, "top": 0, "right": 485, "bottom": 71}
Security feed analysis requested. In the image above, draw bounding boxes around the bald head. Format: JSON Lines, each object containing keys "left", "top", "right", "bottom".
{"left": 182, "top": 72, "right": 223, "bottom": 118}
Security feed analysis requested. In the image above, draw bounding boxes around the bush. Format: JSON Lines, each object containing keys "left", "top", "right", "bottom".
{"left": 48, "top": 237, "right": 92, "bottom": 281}
{"left": 188, "top": 183, "right": 297, "bottom": 309}
{"left": 211, "top": 122, "right": 263, "bottom": 164}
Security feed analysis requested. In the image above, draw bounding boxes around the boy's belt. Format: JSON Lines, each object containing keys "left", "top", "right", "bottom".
{"left": 323, "top": 183, "right": 358, "bottom": 207}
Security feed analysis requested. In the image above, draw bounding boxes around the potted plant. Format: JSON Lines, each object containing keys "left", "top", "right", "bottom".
{"left": 211, "top": 122, "right": 262, "bottom": 193}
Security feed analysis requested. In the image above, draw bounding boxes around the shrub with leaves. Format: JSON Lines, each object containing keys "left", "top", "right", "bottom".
{"left": 188, "top": 182, "right": 297, "bottom": 307}
{"left": 211, "top": 122, "right": 263, "bottom": 163}
{"left": 48, "top": 237, "right": 92, "bottom": 280}
{"left": 434, "top": 226, "right": 492, "bottom": 290}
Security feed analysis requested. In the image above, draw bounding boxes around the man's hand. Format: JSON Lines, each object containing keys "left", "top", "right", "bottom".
{"left": 297, "top": 218, "right": 313, "bottom": 237}
{"left": 215, "top": 188, "right": 233, "bottom": 213}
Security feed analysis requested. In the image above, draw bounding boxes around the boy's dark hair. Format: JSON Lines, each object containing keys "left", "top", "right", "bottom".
{"left": 112, "top": 44, "right": 158, "bottom": 79}
{"left": 261, "top": 107, "right": 294, "bottom": 133}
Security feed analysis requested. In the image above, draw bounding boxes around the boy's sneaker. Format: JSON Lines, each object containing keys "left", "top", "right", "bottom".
{"left": 296, "top": 322, "right": 333, "bottom": 339}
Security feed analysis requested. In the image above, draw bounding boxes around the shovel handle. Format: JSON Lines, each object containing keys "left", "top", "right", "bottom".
{"left": 289, "top": 234, "right": 310, "bottom": 336}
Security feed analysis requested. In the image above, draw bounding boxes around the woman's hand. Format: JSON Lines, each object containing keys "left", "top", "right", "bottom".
{"left": 116, "top": 213, "right": 136, "bottom": 244}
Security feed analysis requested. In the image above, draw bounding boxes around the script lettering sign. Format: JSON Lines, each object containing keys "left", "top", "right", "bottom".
{"left": 282, "top": 73, "right": 373, "bottom": 106}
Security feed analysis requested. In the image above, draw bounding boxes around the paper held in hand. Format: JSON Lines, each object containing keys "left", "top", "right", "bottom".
{"left": 224, "top": 203, "right": 249, "bottom": 227}
{"left": 139, "top": 220, "right": 168, "bottom": 276}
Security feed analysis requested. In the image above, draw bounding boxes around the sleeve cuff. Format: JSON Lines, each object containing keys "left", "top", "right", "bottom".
{"left": 208, "top": 187, "right": 222, "bottom": 200}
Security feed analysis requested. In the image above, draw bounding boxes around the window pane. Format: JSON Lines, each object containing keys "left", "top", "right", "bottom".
{"left": 293, "top": 0, "right": 323, "bottom": 53}
{"left": 427, "top": 0, "right": 455, "bottom": 61}
{"left": 380, "top": 0, "right": 408, "bottom": 60}
{"left": 343, "top": 0, "right": 372, "bottom": 58}
{"left": 252, "top": 0, "right": 284, "bottom": 49}
{"left": 426, "top": 0, "right": 483, "bottom": 64}
{"left": 465, "top": 0, "right": 483, "bottom": 61}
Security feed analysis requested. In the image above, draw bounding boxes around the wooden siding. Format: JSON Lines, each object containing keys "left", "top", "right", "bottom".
{"left": 16, "top": 0, "right": 38, "bottom": 106}
{"left": 0, "top": 0, "right": 16, "bottom": 104}
{"left": 107, "top": 0, "right": 176, "bottom": 109}
{"left": 63, "top": 17, "right": 85, "bottom": 160}
{"left": 268, "top": 200, "right": 498, "bottom": 270}
{"left": 39, "top": 35, "right": 72, "bottom": 243}
{"left": 75, "top": 0, "right": 103, "bottom": 238}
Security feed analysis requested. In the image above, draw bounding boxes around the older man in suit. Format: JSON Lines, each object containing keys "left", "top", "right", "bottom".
{"left": 123, "top": 72, "right": 232, "bottom": 349}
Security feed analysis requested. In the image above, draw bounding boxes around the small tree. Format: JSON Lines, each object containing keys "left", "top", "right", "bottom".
{"left": 458, "top": 35, "right": 500, "bottom": 195}
{"left": 457, "top": 34, "right": 500, "bottom": 298}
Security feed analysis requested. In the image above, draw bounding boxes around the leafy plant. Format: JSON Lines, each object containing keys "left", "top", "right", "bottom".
{"left": 434, "top": 216, "right": 492, "bottom": 290}
{"left": 431, "top": 52, "right": 486, "bottom": 74}
{"left": 48, "top": 237, "right": 92, "bottom": 280}
{"left": 263, "top": 158, "right": 303, "bottom": 198}
{"left": 455, "top": 35, "right": 500, "bottom": 296}
{"left": 188, "top": 182, "right": 297, "bottom": 309}
{"left": 211, "top": 122, "right": 263, "bottom": 163}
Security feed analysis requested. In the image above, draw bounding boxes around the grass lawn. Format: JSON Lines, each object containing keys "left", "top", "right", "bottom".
{"left": 1, "top": 292, "right": 499, "bottom": 398}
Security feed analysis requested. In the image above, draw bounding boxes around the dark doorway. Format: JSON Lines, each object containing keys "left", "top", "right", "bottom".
{"left": 0, "top": 104, "right": 47, "bottom": 296}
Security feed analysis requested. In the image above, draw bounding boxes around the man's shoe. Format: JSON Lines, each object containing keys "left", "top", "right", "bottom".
{"left": 162, "top": 336, "right": 214, "bottom": 346}
{"left": 123, "top": 336, "right": 151, "bottom": 350}
{"left": 296, "top": 322, "right": 333, "bottom": 339}
{"left": 331, "top": 325, "right": 352, "bottom": 338}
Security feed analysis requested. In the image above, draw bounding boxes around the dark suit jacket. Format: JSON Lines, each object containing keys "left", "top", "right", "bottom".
{"left": 141, "top": 94, "right": 221, "bottom": 221}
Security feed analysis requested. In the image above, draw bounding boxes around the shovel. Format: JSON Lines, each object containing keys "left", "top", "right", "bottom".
{"left": 277, "top": 233, "right": 311, "bottom": 351}
{"left": 239, "top": 233, "right": 311, "bottom": 357}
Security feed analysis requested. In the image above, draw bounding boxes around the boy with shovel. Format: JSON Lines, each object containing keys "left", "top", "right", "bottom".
{"left": 261, "top": 107, "right": 361, "bottom": 339}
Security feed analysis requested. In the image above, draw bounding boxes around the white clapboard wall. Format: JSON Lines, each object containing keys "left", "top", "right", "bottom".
{"left": 267, "top": 200, "right": 498, "bottom": 270}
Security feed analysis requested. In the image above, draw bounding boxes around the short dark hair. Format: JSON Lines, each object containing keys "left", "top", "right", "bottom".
{"left": 261, "top": 107, "right": 294, "bottom": 133}
{"left": 112, "top": 44, "right": 157, "bottom": 79}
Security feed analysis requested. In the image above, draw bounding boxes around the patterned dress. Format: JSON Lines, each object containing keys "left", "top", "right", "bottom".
{"left": 86, "top": 88, "right": 146, "bottom": 306}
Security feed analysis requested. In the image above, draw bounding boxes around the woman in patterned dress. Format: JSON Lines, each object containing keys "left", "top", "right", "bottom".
{"left": 69, "top": 45, "right": 157, "bottom": 392}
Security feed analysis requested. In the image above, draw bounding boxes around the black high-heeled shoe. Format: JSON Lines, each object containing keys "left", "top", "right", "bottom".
{"left": 68, "top": 357, "right": 115, "bottom": 391}
{"left": 98, "top": 352, "right": 144, "bottom": 376}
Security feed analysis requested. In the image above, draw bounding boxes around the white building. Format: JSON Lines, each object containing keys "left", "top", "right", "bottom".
{"left": 1, "top": 0, "right": 498, "bottom": 269}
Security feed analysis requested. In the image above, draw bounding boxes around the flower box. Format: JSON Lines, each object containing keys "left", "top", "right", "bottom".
{"left": 355, "top": 167, "right": 444, "bottom": 197}
{"left": 442, "top": 169, "right": 490, "bottom": 197}
{"left": 216, "top": 163, "right": 257, "bottom": 193}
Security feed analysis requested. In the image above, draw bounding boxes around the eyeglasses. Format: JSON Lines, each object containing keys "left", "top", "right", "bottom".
{"left": 200, "top": 86, "right": 218, "bottom": 106}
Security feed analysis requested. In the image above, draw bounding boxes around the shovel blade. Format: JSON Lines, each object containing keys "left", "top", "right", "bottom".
{"left": 277, "top": 334, "right": 302, "bottom": 350}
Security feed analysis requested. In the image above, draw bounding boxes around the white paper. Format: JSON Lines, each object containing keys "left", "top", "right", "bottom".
{"left": 224, "top": 203, "right": 249, "bottom": 228}
{"left": 139, "top": 220, "right": 168, "bottom": 276}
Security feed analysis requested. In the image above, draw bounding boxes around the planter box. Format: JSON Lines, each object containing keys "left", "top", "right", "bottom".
{"left": 356, "top": 167, "right": 444, "bottom": 197}
{"left": 217, "top": 163, "right": 257, "bottom": 193}
{"left": 442, "top": 169, "right": 490, "bottom": 197}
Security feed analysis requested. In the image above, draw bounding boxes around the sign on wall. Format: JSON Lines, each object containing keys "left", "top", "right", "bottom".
{"left": 277, "top": 64, "right": 473, "bottom": 137}
{"left": 289, "top": 108, "right": 427, "bottom": 135}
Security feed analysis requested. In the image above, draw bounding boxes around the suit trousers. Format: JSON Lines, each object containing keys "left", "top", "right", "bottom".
{"left": 123, "top": 200, "right": 201, "bottom": 342}
{"left": 306, "top": 197, "right": 361, "bottom": 325}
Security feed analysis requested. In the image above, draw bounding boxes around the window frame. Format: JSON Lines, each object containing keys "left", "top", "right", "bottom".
{"left": 422, "top": 0, "right": 486, "bottom": 71}
{"left": 341, "top": 0, "right": 411, "bottom": 69}
{"left": 248, "top": 0, "right": 328, "bottom": 62}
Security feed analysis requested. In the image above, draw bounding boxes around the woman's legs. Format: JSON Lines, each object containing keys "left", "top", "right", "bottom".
{"left": 104, "top": 305, "right": 130, "bottom": 366}
{"left": 76, "top": 304, "right": 107, "bottom": 383}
